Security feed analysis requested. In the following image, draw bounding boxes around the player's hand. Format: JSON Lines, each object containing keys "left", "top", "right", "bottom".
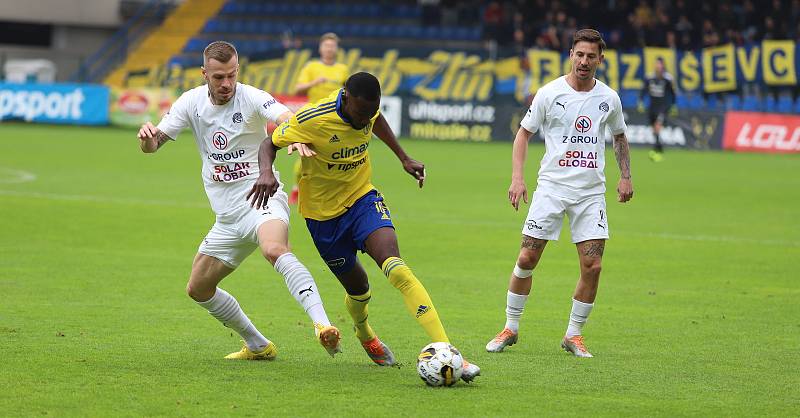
{"left": 247, "top": 171, "right": 280, "bottom": 209}
{"left": 617, "top": 178, "right": 633, "bottom": 203}
{"left": 287, "top": 143, "right": 316, "bottom": 157}
{"left": 402, "top": 158, "right": 425, "bottom": 188}
{"left": 508, "top": 179, "right": 528, "bottom": 211}
{"left": 137, "top": 122, "right": 158, "bottom": 140}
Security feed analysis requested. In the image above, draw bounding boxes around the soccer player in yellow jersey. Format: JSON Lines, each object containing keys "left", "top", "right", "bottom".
{"left": 248, "top": 72, "right": 480, "bottom": 382}
{"left": 287, "top": 32, "right": 349, "bottom": 204}
{"left": 294, "top": 32, "right": 349, "bottom": 103}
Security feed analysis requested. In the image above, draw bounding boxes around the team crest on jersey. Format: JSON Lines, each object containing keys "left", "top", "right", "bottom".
{"left": 575, "top": 116, "right": 592, "bottom": 133}
{"left": 599, "top": 102, "right": 609, "bottom": 112}
{"left": 232, "top": 112, "right": 243, "bottom": 123}
{"left": 212, "top": 131, "right": 228, "bottom": 150}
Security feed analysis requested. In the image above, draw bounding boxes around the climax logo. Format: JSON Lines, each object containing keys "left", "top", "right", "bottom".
{"left": 212, "top": 131, "right": 228, "bottom": 150}
{"left": 575, "top": 115, "right": 592, "bottom": 133}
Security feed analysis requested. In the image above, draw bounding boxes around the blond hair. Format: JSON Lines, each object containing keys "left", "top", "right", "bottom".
{"left": 319, "top": 32, "right": 340, "bottom": 44}
{"left": 203, "top": 41, "right": 237, "bottom": 66}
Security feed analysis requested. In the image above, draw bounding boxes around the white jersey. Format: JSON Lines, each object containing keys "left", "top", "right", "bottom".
{"left": 521, "top": 76, "right": 626, "bottom": 199}
{"left": 157, "top": 83, "right": 289, "bottom": 214}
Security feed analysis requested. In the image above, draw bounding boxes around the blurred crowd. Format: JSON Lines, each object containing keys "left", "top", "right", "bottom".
{"left": 415, "top": 0, "right": 800, "bottom": 53}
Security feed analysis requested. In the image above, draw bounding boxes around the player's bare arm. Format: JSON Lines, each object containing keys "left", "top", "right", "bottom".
{"left": 613, "top": 132, "right": 634, "bottom": 203}
{"left": 509, "top": 127, "right": 533, "bottom": 210}
{"left": 372, "top": 114, "right": 425, "bottom": 188}
{"left": 137, "top": 122, "right": 172, "bottom": 153}
{"left": 247, "top": 138, "right": 281, "bottom": 209}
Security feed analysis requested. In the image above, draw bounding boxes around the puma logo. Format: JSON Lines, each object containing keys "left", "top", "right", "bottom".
{"left": 299, "top": 286, "right": 314, "bottom": 296}
{"left": 556, "top": 101, "right": 566, "bottom": 110}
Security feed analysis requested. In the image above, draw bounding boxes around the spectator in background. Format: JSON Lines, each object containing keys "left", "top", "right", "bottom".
{"left": 419, "top": 0, "right": 442, "bottom": 26}
{"left": 483, "top": 0, "right": 505, "bottom": 56}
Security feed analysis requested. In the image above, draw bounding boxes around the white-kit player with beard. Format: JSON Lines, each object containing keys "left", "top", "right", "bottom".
{"left": 485, "top": 29, "right": 634, "bottom": 357}
{"left": 137, "top": 41, "right": 341, "bottom": 360}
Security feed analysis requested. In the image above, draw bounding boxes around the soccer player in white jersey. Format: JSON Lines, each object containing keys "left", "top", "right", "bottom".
{"left": 136, "top": 41, "right": 341, "bottom": 360}
{"left": 485, "top": 29, "right": 634, "bottom": 357}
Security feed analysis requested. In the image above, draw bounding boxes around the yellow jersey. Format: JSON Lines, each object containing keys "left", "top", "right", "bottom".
{"left": 295, "top": 60, "right": 349, "bottom": 103}
{"left": 273, "top": 89, "right": 380, "bottom": 221}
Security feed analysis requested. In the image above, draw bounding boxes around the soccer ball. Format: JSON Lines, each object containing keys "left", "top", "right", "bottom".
{"left": 417, "top": 342, "right": 464, "bottom": 387}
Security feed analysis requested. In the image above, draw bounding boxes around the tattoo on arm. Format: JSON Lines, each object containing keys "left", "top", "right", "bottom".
{"left": 521, "top": 235, "right": 547, "bottom": 250}
{"left": 155, "top": 131, "right": 172, "bottom": 149}
{"left": 613, "top": 133, "right": 631, "bottom": 179}
{"left": 581, "top": 240, "right": 605, "bottom": 258}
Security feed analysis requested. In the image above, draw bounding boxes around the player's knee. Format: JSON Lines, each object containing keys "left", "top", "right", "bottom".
{"left": 516, "top": 250, "right": 540, "bottom": 270}
{"left": 186, "top": 281, "right": 213, "bottom": 302}
{"left": 261, "top": 241, "right": 289, "bottom": 264}
{"left": 581, "top": 260, "right": 602, "bottom": 277}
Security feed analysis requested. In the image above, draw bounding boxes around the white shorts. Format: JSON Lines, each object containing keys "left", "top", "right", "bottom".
{"left": 522, "top": 190, "right": 609, "bottom": 243}
{"left": 198, "top": 190, "right": 290, "bottom": 268}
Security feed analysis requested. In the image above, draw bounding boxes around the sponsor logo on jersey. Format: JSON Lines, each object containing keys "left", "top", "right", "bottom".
{"left": 329, "top": 134, "right": 340, "bottom": 143}
{"left": 599, "top": 102, "right": 609, "bottom": 112}
{"left": 262, "top": 99, "right": 276, "bottom": 109}
{"left": 332, "top": 143, "right": 369, "bottom": 159}
{"left": 208, "top": 149, "right": 245, "bottom": 161}
{"left": 232, "top": 112, "right": 242, "bottom": 123}
{"left": 327, "top": 155, "right": 368, "bottom": 171}
{"left": 212, "top": 131, "right": 228, "bottom": 150}
{"left": 362, "top": 122, "right": 372, "bottom": 135}
{"left": 556, "top": 101, "right": 566, "bottom": 110}
{"left": 558, "top": 150, "right": 599, "bottom": 168}
{"left": 575, "top": 116, "right": 592, "bottom": 133}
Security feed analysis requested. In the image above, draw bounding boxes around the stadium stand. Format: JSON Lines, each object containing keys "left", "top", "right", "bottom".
{"left": 96, "top": 0, "right": 799, "bottom": 113}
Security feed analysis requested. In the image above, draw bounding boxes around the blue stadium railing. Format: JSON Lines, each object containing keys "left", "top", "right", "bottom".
{"left": 69, "top": 0, "right": 172, "bottom": 83}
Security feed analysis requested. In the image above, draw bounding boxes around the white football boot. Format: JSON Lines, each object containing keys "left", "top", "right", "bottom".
{"left": 485, "top": 328, "right": 518, "bottom": 353}
{"left": 561, "top": 335, "right": 593, "bottom": 358}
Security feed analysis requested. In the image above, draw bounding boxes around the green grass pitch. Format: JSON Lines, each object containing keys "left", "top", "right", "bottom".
{"left": 0, "top": 123, "right": 798, "bottom": 416}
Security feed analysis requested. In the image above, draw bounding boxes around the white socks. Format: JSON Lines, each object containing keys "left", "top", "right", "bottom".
{"left": 198, "top": 287, "right": 269, "bottom": 352}
{"left": 274, "top": 252, "right": 331, "bottom": 327}
{"left": 566, "top": 298, "right": 594, "bottom": 337}
{"left": 504, "top": 291, "right": 529, "bottom": 332}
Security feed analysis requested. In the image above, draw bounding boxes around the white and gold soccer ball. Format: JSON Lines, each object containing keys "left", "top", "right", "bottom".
{"left": 417, "top": 342, "right": 464, "bottom": 386}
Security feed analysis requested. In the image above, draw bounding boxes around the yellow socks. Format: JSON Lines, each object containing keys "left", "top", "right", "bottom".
{"left": 345, "top": 290, "right": 376, "bottom": 342}
{"left": 382, "top": 257, "right": 449, "bottom": 343}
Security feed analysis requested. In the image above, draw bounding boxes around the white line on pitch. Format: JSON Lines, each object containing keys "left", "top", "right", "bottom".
{"left": 0, "top": 167, "right": 36, "bottom": 183}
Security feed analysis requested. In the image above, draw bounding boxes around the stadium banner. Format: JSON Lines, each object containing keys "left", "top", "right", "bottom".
{"left": 0, "top": 82, "right": 109, "bottom": 125}
{"left": 722, "top": 111, "right": 800, "bottom": 153}
{"left": 109, "top": 87, "right": 177, "bottom": 128}
{"left": 398, "top": 97, "right": 724, "bottom": 148}
{"left": 400, "top": 98, "right": 521, "bottom": 142}
{"left": 126, "top": 39, "right": 800, "bottom": 102}
{"left": 620, "top": 109, "right": 724, "bottom": 150}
